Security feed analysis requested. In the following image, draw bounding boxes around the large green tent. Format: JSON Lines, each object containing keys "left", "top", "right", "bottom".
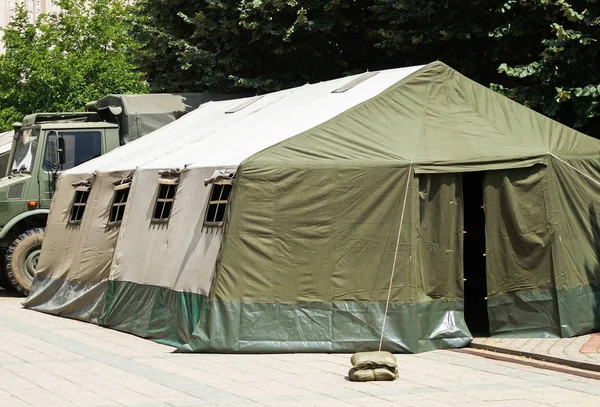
{"left": 179, "top": 61, "right": 600, "bottom": 353}
{"left": 26, "top": 61, "right": 600, "bottom": 354}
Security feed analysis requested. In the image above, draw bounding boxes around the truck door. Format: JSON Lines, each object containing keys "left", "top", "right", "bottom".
{"left": 40, "top": 130, "right": 102, "bottom": 208}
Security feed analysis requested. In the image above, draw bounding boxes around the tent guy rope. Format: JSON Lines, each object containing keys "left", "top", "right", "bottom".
{"left": 379, "top": 162, "right": 414, "bottom": 352}
{"left": 548, "top": 152, "right": 600, "bottom": 187}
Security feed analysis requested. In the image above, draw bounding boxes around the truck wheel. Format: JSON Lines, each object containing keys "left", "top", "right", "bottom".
{"left": 5, "top": 228, "right": 45, "bottom": 296}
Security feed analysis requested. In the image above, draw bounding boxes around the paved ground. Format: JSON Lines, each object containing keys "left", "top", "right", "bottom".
{"left": 472, "top": 335, "right": 600, "bottom": 371}
{"left": 2, "top": 291, "right": 600, "bottom": 407}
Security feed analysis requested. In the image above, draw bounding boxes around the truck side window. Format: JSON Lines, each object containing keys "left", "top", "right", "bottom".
{"left": 44, "top": 131, "right": 102, "bottom": 171}
{"left": 11, "top": 128, "right": 39, "bottom": 173}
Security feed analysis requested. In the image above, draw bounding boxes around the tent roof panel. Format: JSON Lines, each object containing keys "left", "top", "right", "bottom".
{"left": 66, "top": 88, "right": 294, "bottom": 175}
{"left": 242, "top": 62, "right": 600, "bottom": 171}
{"left": 130, "top": 65, "right": 423, "bottom": 171}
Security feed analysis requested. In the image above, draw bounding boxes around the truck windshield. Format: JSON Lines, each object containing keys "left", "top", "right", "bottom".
{"left": 11, "top": 128, "right": 40, "bottom": 173}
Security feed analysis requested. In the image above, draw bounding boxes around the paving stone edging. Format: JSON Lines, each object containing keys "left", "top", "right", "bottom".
{"left": 469, "top": 342, "right": 600, "bottom": 373}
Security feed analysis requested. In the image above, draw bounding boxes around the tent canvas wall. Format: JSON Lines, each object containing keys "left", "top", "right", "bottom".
{"left": 24, "top": 93, "right": 292, "bottom": 321}
{"left": 25, "top": 62, "right": 600, "bottom": 354}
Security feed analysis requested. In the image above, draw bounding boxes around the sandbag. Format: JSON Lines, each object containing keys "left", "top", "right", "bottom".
{"left": 348, "top": 367, "right": 398, "bottom": 382}
{"left": 348, "top": 351, "right": 398, "bottom": 382}
{"left": 351, "top": 351, "right": 398, "bottom": 370}
{"left": 348, "top": 368, "right": 375, "bottom": 382}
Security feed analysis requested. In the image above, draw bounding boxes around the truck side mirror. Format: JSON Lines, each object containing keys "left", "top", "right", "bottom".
{"left": 58, "top": 136, "right": 66, "bottom": 165}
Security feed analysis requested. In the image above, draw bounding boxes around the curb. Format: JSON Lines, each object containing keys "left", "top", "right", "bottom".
{"left": 469, "top": 342, "right": 600, "bottom": 373}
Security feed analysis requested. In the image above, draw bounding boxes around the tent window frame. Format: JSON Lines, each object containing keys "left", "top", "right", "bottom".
{"left": 203, "top": 180, "right": 233, "bottom": 228}
{"left": 151, "top": 178, "right": 179, "bottom": 224}
{"left": 107, "top": 183, "right": 131, "bottom": 226}
{"left": 69, "top": 186, "right": 91, "bottom": 224}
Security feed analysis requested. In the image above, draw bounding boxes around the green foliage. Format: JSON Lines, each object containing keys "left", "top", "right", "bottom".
{"left": 0, "top": 0, "right": 149, "bottom": 131}
{"left": 134, "top": 1, "right": 526, "bottom": 99}
{"left": 7, "top": 0, "right": 588, "bottom": 137}
{"left": 132, "top": 0, "right": 200, "bottom": 92}
{"left": 371, "top": 0, "right": 508, "bottom": 83}
{"left": 136, "top": 0, "right": 394, "bottom": 93}
{"left": 134, "top": 0, "right": 600, "bottom": 137}
{"left": 492, "top": 0, "right": 600, "bottom": 136}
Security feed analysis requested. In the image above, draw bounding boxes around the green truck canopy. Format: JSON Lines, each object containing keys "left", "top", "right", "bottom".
{"left": 94, "top": 93, "right": 240, "bottom": 143}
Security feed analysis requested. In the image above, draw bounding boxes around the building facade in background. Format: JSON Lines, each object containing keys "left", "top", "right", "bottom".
{"left": 1, "top": 0, "right": 61, "bottom": 51}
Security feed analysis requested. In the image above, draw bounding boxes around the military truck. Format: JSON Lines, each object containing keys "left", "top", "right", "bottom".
{"left": 0, "top": 93, "right": 235, "bottom": 295}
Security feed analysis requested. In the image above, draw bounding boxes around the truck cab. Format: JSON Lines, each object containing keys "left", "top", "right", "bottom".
{"left": 0, "top": 113, "right": 120, "bottom": 294}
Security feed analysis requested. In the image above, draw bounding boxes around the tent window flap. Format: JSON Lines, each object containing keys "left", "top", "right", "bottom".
{"left": 204, "top": 181, "right": 232, "bottom": 227}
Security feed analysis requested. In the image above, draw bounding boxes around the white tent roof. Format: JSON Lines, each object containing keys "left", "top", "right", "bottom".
{"left": 68, "top": 65, "right": 423, "bottom": 175}
{"left": 65, "top": 97, "right": 245, "bottom": 174}
{"left": 136, "top": 65, "right": 423, "bottom": 171}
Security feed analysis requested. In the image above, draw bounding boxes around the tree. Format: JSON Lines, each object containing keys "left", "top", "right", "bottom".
{"left": 135, "top": 0, "right": 599, "bottom": 137}
{"left": 371, "top": 0, "right": 506, "bottom": 84}
{"left": 0, "top": 0, "right": 149, "bottom": 130}
{"left": 491, "top": 0, "right": 600, "bottom": 137}
{"left": 132, "top": 0, "right": 201, "bottom": 92}
{"left": 135, "top": 0, "right": 395, "bottom": 93}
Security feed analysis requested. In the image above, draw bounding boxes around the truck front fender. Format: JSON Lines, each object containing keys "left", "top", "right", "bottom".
{"left": 0, "top": 209, "right": 50, "bottom": 240}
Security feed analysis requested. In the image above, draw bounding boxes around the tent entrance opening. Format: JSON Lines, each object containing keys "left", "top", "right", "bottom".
{"left": 462, "top": 172, "right": 489, "bottom": 337}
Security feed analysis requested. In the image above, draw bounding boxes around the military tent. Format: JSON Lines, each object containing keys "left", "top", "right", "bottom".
{"left": 25, "top": 61, "right": 600, "bottom": 353}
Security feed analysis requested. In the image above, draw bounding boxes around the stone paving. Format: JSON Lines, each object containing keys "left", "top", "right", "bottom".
{"left": 2, "top": 291, "right": 600, "bottom": 407}
{"left": 472, "top": 334, "right": 600, "bottom": 371}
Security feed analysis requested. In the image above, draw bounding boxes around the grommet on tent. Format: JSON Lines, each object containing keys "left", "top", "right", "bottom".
{"left": 348, "top": 163, "right": 413, "bottom": 382}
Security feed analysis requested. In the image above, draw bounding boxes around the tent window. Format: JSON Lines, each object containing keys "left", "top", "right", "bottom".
{"left": 152, "top": 181, "right": 178, "bottom": 223}
{"left": 204, "top": 181, "right": 232, "bottom": 227}
{"left": 108, "top": 185, "right": 131, "bottom": 225}
{"left": 70, "top": 189, "right": 90, "bottom": 223}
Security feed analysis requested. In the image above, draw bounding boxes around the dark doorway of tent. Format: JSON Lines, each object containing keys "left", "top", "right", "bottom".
{"left": 462, "top": 172, "right": 490, "bottom": 337}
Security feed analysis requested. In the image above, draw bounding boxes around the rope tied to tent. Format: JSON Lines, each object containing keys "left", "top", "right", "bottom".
{"left": 548, "top": 152, "right": 600, "bottom": 187}
{"left": 348, "top": 162, "right": 413, "bottom": 382}
{"left": 379, "top": 161, "right": 414, "bottom": 351}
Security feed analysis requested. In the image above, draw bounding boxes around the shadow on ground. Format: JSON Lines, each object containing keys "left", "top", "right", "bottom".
{"left": 0, "top": 288, "right": 22, "bottom": 298}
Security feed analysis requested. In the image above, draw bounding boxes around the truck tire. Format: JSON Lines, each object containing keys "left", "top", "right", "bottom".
{"left": 5, "top": 228, "right": 45, "bottom": 296}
